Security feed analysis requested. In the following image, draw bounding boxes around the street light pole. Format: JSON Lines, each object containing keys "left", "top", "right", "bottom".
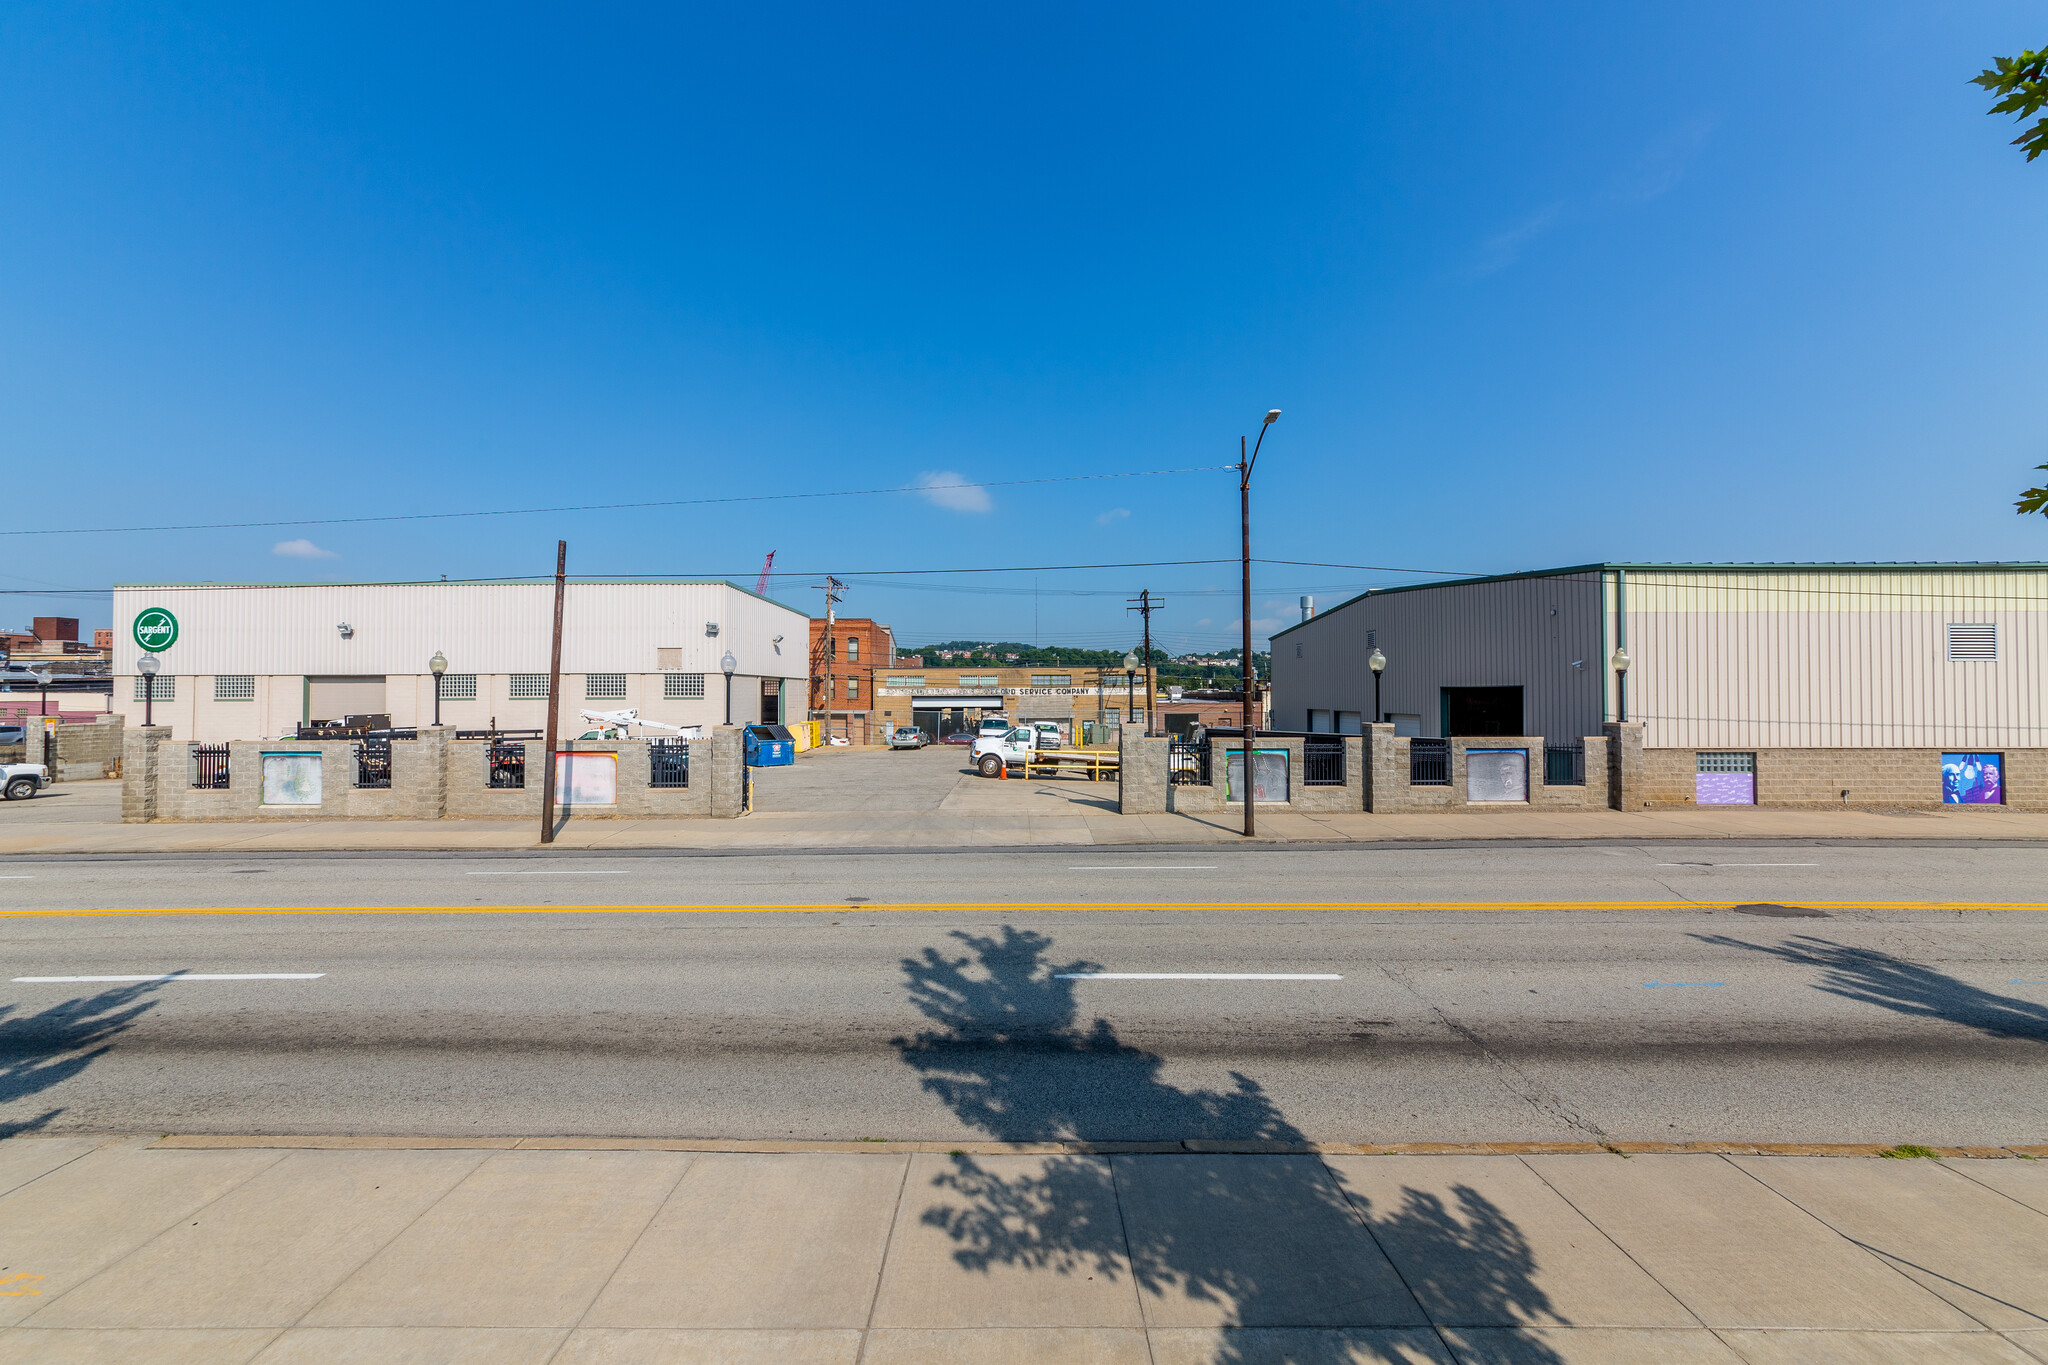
{"left": 429, "top": 651, "right": 448, "bottom": 727}
{"left": 138, "top": 654, "right": 160, "bottom": 729}
{"left": 1611, "top": 646, "right": 1631, "bottom": 724}
{"left": 722, "top": 651, "right": 738, "bottom": 725}
{"left": 1240, "top": 408, "right": 1280, "bottom": 837}
{"left": 1368, "top": 647, "right": 1385, "bottom": 730}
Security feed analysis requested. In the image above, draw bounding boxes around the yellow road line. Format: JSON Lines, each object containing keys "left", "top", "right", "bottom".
{"left": 1, "top": 900, "right": 2045, "bottom": 920}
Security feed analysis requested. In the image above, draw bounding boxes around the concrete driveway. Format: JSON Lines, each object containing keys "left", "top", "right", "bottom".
{"left": 750, "top": 745, "right": 1120, "bottom": 815}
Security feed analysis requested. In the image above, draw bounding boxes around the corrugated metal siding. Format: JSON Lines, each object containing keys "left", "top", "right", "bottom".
{"left": 1270, "top": 572, "right": 1606, "bottom": 739}
{"left": 1620, "top": 570, "right": 2048, "bottom": 748}
{"left": 110, "top": 582, "right": 810, "bottom": 681}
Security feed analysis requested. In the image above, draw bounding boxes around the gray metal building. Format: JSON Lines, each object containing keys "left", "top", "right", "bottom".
{"left": 1269, "top": 563, "right": 2048, "bottom": 752}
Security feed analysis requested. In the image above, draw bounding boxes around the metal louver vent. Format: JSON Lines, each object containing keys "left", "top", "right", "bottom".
{"left": 1946, "top": 623, "right": 1997, "bottom": 662}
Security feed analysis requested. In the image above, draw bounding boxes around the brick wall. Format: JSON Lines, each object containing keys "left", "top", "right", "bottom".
{"left": 1644, "top": 747, "right": 2048, "bottom": 810}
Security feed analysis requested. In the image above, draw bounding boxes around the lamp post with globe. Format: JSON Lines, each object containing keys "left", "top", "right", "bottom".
{"left": 138, "top": 654, "right": 160, "bottom": 728}
{"left": 429, "top": 651, "right": 448, "bottom": 727}
{"left": 721, "top": 651, "right": 738, "bottom": 726}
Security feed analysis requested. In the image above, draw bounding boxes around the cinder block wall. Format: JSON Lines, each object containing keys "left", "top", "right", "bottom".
{"left": 1161, "top": 735, "right": 1364, "bottom": 814}
{"left": 1645, "top": 747, "right": 2048, "bottom": 810}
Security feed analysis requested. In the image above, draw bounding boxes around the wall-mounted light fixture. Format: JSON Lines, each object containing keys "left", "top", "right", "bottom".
{"left": 705, "top": 621, "right": 721, "bottom": 637}
{"left": 337, "top": 622, "right": 354, "bottom": 639}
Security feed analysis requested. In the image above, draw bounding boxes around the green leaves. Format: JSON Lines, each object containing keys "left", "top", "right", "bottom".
{"left": 2018, "top": 465, "right": 2048, "bottom": 518}
{"left": 1973, "top": 48, "right": 2048, "bottom": 161}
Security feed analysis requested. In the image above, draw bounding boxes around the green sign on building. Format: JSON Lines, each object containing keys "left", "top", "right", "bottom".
{"left": 132, "top": 608, "right": 179, "bottom": 652}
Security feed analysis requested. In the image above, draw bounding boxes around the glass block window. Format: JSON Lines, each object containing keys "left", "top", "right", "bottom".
{"left": 133, "top": 674, "right": 175, "bottom": 700}
{"left": 887, "top": 676, "right": 925, "bottom": 688}
{"left": 213, "top": 675, "right": 255, "bottom": 701}
{"left": 1031, "top": 674, "right": 1072, "bottom": 687}
{"left": 585, "top": 674, "right": 627, "bottom": 700}
{"left": 509, "top": 674, "right": 550, "bottom": 700}
{"left": 663, "top": 673, "right": 705, "bottom": 699}
{"left": 1696, "top": 752, "right": 1756, "bottom": 774}
{"left": 959, "top": 675, "right": 999, "bottom": 687}
{"left": 1946, "top": 623, "right": 1998, "bottom": 661}
{"left": 438, "top": 674, "right": 478, "bottom": 701}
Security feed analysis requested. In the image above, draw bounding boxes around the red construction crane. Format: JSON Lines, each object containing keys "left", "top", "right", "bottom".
{"left": 754, "top": 550, "right": 776, "bottom": 596}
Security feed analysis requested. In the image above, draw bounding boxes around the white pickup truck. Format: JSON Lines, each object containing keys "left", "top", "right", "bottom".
{"left": 969, "top": 723, "right": 1062, "bottom": 778}
{"left": 2, "top": 761, "right": 49, "bottom": 800}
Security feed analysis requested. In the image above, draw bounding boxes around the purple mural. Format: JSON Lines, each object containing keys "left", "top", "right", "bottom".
{"left": 1696, "top": 772, "right": 1755, "bottom": 805}
{"left": 1942, "top": 753, "right": 2003, "bottom": 805}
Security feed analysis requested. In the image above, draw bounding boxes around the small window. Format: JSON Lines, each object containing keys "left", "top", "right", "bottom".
{"left": 1031, "top": 674, "right": 1072, "bottom": 687}
{"left": 214, "top": 675, "right": 255, "bottom": 701}
{"left": 888, "top": 675, "right": 925, "bottom": 688}
{"left": 585, "top": 674, "right": 627, "bottom": 701}
{"left": 509, "top": 674, "right": 550, "bottom": 700}
{"left": 663, "top": 673, "right": 705, "bottom": 699}
{"left": 133, "top": 674, "right": 176, "bottom": 700}
{"left": 826, "top": 677, "right": 836, "bottom": 700}
{"left": 439, "top": 674, "right": 478, "bottom": 701}
{"left": 846, "top": 676, "right": 861, "bottom": 699}
{"left": 847, "top": 637, "right": 860, "bottom": 662}
{"left": 1946, "top": 623, "right": 1998, "bottom": 661}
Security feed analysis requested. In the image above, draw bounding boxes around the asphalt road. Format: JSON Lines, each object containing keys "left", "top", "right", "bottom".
{"left": 2, "top": 843, "right": 2045, "bottom": 1144}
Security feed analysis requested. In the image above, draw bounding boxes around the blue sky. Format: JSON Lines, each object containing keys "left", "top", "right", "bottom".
{"left": 4, "top": 3, "right": 2045, "bottom": 653}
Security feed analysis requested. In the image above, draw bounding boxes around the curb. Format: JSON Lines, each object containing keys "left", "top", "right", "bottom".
{"left": 138, "top": 1135, "right": 2048, "bottom": 1159}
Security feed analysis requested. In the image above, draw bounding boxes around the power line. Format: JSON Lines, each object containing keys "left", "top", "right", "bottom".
{"left": 0, "top": 467, "right": 1238, "bottom": 538}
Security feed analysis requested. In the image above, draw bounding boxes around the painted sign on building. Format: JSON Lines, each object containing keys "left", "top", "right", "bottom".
{"left": 1942, "top": 753, "right": 2003, "bottom": 805}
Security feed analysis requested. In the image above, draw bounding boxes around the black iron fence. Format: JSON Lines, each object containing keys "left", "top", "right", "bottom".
{"left": 1544, "top": 740, "right": 1585, "bottom": 786}
{"left": 1168, "top": 736, "right": 1209, "bottom": 785}
{"left": 192, "top": 743, "right": 231, "bottom": 789}
{"left": 487, "top": 740, "right": 526, "bottom": 789}
{"left": 1304, "top": 736, "right": 1346, "bottom": 786}
{"left": 649, "top": 738, "right": 690, "bottom": 788}
{"left": 354, "top": 739, "right": 393, "bottom": 790}
{"left": 1409, "top": 737, "right": 1451, "bottom": 786}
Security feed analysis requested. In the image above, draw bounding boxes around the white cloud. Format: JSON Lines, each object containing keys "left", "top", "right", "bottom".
{"left": 1195, "top": 618, "right": 1212, "bottom": 628}
{"left": 913, "top": 471, "right": 993, "bottom": 514}
{"left": 273, "top": 538, "right": 338, "bottom": 559}
{"left": 1096, "top": 507, "right": 1131, "bottom": 526}
{"left": 1473, "top": 202, "right": 1567, "bottom": 276}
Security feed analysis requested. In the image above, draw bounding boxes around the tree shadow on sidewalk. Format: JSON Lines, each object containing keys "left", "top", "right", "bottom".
{"left": 1694, "top": 933, "right": 2048, "bottom": 1041}
{"left": 895, "top": 926, "right": 1563, "bottom": 1364}
{"left": 0, "top": 980, "right": 163, "bottom": 1137}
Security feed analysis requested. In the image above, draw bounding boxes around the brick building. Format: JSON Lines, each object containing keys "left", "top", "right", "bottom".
{"left": 808, "top": 617, "right": 897, "bottom": 743}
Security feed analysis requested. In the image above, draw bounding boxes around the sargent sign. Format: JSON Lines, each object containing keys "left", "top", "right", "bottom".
{"left": 132, "top": 608, "right": 179, "bottom": 652}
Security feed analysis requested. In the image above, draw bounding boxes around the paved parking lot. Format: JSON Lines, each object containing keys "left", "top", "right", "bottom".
{"left": 752, "top": 745, "right": 1120, "bottom": 816}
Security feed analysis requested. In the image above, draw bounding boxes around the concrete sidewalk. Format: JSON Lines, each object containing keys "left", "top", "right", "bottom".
{"left": 5, "top": 779, "right": 2048, "bottom": 854}
{"left": 4, "top": 1136, "right": 2047, "bottom": 1363}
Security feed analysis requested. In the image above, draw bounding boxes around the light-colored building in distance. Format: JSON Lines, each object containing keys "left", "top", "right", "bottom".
{"left": 110, "top": 579, "right": 809, "bottom": 742}
{"left": 876, "top": 663, "right": 1161, "bottom": 742}
{"left": 1270, "top": 562, "right": 2048, "bottom": 808}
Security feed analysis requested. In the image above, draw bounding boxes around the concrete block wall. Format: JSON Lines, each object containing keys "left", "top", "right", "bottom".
{"left": 1364, "top": 732, "right": 1614, "bottom": 813}
{"left": 124, "top": 728, "right": 735, "bottom": 822}
{"left": 51, "top": 715, "right": 125, "bottom": 781}
{"left": 1642, "top": 745, "right": 2048, "bottom": 810}
{"left": 1158, "top": 735, "right": 1364, "bottom": 814}
{"left": 1119, "top": 734, "right": 1169, "bottom": 814}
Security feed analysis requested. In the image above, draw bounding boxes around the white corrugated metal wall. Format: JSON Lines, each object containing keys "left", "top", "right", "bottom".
{"left": 1618, "top": 569, "right": 2048, "bottom": 748}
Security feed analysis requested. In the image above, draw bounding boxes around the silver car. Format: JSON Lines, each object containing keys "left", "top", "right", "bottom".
{"left": 888, "top": 727, "right": 930, "bottom": 750}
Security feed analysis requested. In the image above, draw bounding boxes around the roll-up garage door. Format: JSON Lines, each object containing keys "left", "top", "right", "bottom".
{"left": 306, "top": 676, "right": 388, "bottom": 723}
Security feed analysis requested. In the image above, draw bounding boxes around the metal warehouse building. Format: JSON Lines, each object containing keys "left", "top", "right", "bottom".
{"left": 1268, "top": 563, "right": 2048, "bottom": 808}
{"left": 110, "top": 579, "right": 809, "bottom": 742}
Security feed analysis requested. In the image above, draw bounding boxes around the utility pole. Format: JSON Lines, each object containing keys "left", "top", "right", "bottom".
{"left": 538, "top": 539, "right": 567, "bottom": 845}
{"left": 811, "top": 575, "right": 844, "bottom": 739}
{"left": 1127, "top": 589, "right": 1162, "bottom": 736}
{"left": 1239, "top": 410, "right": 1279, "bottom": 837}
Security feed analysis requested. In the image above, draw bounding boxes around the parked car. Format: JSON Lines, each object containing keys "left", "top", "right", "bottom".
{"left": 0, "top": 723, "right": 29, "bottom": 747}
{"left": 941, "top": 730, "right": 976, "bottom": 746}
{"left": 888, "top": 727, "right": 929, "bottom": 750}
{"left": 2, "top": 761, "right": 48, "bottom": 800}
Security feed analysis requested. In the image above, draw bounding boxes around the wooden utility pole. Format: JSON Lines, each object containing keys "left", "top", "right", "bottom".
{"left": 538, "top": 540, "right": 567, "bottom": 845}
{"left": 810, "top": 575, "right": 844, "bottom": 739}
{"left": 1127, "top": 589, "right": 1162, "bottom": 735}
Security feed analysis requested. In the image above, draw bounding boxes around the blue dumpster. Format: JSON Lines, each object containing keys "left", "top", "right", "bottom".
{"left": 745, "top": 723, "right": 796, "bottom": 767}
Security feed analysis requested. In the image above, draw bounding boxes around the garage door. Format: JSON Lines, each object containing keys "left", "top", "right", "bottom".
{"left": 307, "top": 676, "right": 388, "bottom": 724}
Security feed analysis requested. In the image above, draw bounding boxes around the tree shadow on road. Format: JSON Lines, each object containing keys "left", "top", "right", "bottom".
{"left": 0, "top": 980, "right": 163, "bottom": 1137}
{"left": 894, "top": 926, "right": 1563, "bottom": 1364}
{"left": 1694, "top": 933, "right": 2048, "bottom": 1042}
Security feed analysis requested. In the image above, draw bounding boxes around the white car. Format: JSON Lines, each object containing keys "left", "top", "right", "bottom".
{"left": 2, "top": 762, "right": 48, "bottom": 800}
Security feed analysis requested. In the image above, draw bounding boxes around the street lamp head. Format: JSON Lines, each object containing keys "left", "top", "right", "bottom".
{"left": 720, "top": 651, "right": 738, "bottom": 678}
{"left": 429, "top": 651, "right": 448, "bottom": 677}
{"left": 1367, "top": 647, "right": 1386, "bottom": 675}
{"left": 1122, "top": 651, "right": 1139, "bottom": 670}
{"left": 1263, "top": 409, "right": 1281, "bottom": 425}
{"left": 1610, "top": 646, "right": 1631, "bottom": 674}
{"left": 137, "top": 653, "right": 160, "bottom": 677}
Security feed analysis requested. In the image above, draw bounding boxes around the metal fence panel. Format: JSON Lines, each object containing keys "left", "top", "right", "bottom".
{"left": 1409, "top": 737, "right": 1451, "bottom": 786}
{"left": 192, "top": 743, "right": 231, "bottom": 789}
{"left": 649, "top": 738, "right": 690, "bottom": 788}
{"left": 1543, "top": 740, "right": 1585, "bottom": 786}
{"left": 1304, "top": 737, "right": 1345, "bottom": 786}
{"left": 354, "top": 739, "right": 393, "bottom": 789}
{"left": 488, "top": 741, "right": 526, "bottom": 789}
